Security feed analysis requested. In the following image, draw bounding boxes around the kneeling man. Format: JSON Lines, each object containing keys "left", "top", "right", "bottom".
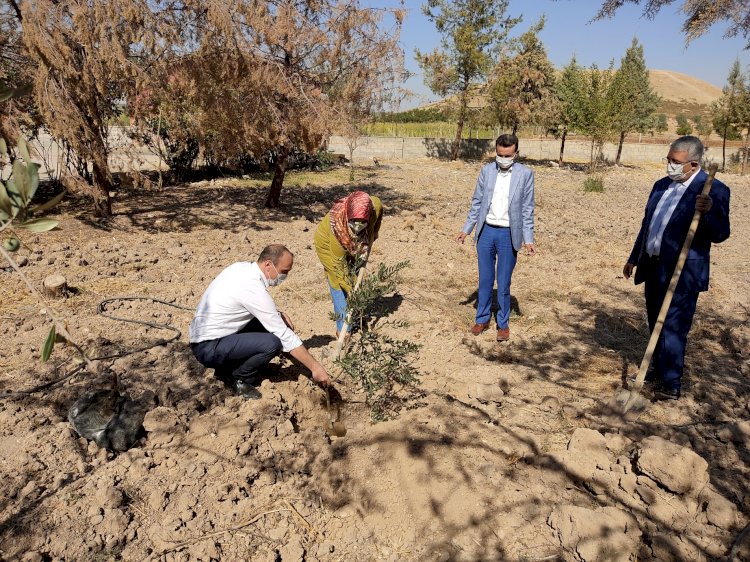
{"left": 190, "top": 244, "right": 330, "bottom": 399}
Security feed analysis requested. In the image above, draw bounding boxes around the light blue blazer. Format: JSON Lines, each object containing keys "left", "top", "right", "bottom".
{"left": 461, "top": 161, "right": 535, "bottom": 251}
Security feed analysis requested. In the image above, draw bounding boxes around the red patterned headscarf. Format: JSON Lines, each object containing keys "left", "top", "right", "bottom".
{"left": 330, "top": 191, "right": 373, "bottom": 253}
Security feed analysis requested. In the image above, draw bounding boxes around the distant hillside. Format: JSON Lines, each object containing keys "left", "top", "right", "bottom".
{"left": 418, "top": 69, "right": 724, "bottom": 119}
{"left": 649, "top": 70, "right": 722, "bottom": 105}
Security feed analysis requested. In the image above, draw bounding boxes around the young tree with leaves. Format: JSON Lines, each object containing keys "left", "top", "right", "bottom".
{"left": 606, "top": 38, "right": 660, "bottom": 164}
{"left": 690, "top": 114, "right": 713, "bottom": 142}
{"left": 416, "top": 0, "right": 521, "bottom": 160}
{"left": 676, "top": 114, "right": 693, "bottom": 136}
{"left": 710, "top": 60, "right": 745, "bottom": 171}
{"left": 486, "top": 17, "right": 558, "bottom": 136}
{"left": 580, "top": 63, "right": 614, "bottom": 170}
{"left": 551, "top": 55, "right": 587, "bottom": 164}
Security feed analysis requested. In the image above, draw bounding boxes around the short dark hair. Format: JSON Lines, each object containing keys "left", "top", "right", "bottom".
{"left": 258, "top": 244, "right": 292, "bottom": 265}
{"left": 496, "top": 133, "right": 519, "bottom": 152}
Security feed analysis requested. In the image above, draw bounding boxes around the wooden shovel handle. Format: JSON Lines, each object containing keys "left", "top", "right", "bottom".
{"left": 631, "top": 164, "right": 718, "bottom": 390}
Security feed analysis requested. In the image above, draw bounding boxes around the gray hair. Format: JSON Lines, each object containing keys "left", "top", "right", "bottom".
{"left": 670, "top": 136, "right": 704, "bottom": 162}
{"left": 258, "top": 244, "right": 292, "bottom": 265}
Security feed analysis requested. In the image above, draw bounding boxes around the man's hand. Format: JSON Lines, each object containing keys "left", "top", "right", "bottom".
{"left": 696, "top": 194, "right": 713, "bottom": 214}
{"left": 455, "top": 232, "right": 468, "bottom": 244}
{"left": 623, "top": 262, "right": 635, "bottom": 280}
{"left": 523, "top": 243, "right": 536, "bottom": 256}
{"left": 311, "top": 364, "right": 330, "bottom": 387}
{"left": 280, "top": 311, "right": 295, "bottom": 331}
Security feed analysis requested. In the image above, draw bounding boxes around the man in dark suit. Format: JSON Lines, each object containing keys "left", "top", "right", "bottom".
{"left": 456, "top": 133, "right": 536, "bottom": 342}
{"left": 623, "top": 136, "right": 731, "bottom": 400}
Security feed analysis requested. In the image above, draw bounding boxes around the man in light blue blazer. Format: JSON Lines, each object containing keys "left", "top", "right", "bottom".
{"left": 456, "top": 134, "right": 536, "bottom": 342}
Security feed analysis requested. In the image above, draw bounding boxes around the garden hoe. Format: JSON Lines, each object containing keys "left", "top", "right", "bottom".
{"left": 611, "top": 164, "right": 718, "bottom": 418}
{"left": 324, "top": 248, "right": 371, "bottom": 437}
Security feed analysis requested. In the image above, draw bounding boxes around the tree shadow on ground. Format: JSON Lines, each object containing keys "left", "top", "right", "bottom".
{"left": 70, "top": 178, "right": 420, "bottom": 235}
{"left": 462, "top": 283, "right": 749, "bottom": 532}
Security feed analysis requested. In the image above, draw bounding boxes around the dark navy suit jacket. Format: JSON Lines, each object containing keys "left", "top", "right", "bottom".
{"left": 628, "top": 169, "right": 731, "bottom": 293}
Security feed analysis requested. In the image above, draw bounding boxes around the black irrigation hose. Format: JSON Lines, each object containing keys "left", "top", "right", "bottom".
{"left": 1, "top": 296, "right": 194, "bottom": 398}
{"left": 95, "top": 296, "right": 193, "bottom": 360}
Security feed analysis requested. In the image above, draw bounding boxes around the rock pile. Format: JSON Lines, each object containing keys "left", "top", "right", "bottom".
{"left": 546, "top": 429, "right": 741, "bottom": 561}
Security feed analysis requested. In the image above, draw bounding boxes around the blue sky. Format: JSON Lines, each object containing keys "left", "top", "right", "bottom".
{"left": 374, "top": 0, "right": 750, "bottom": 109}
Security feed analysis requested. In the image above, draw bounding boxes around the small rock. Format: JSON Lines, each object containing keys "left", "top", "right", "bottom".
{"left": 705, "top": 490, "right": 738, "bottom": 529}
{"left": 470, "top": 383, "right": 504, "bottom": 405}
{"left": 21, "top": 552, "right": 43, "bottom": 562}
{"left": 279, "top": 538, "right": 305, "bottom": 562}
{"left": 634, "top": 435, "right": 708, "bottom": 496}
{"left": 548, "top": 504, "right": 641, "bottom": 562}
{"left": 276, "top": 419, "right": 296, "bottom": 437}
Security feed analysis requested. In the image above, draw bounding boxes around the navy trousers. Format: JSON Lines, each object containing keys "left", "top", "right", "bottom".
{"left": 644, "top": 277, "right": 699, "bottom": 392}
{"left": 476, "top": 224, "right": 517, "bottom": 329}
{"left": 191, "top": 318, "right": 282, "bottom": 384}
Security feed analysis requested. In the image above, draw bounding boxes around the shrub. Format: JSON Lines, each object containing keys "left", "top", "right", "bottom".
{"left": 583, "top": 175, "right": 604, "bottom": 192}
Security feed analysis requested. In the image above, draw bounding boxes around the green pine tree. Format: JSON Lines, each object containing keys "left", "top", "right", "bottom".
{"left": 606, "top": 38, "right": 661, "bottom": 164}
{"left": 416, "top": 0, "right": 521, "bottom": 160}
{"left": 552, "top": 55, "right": 588, "bottom": 164}
{"left": 711, "top": 59, "right": 745, "bottom": 171}
{"left": 486, "top": 17, "right": 558, "bottom": 136}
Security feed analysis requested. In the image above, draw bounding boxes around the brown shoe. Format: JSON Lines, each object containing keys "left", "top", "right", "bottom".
{"left": 470, "top": 322, "right": 490, "bottom": 336}
{"left": 496, "top": 328, "right": 510, "bottom": 341}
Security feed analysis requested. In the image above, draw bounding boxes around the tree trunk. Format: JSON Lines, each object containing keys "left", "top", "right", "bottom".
{"left": 451, "top": 86, "right": 469, "bottom": 161}
{"left": 559, "top": 128, "right": 567, "bottom": 164}
{"left": 512, "top": 122, "right": 518, "bottom": 136}
{"left": 91, "top": 157, "right": 112, "bottom": 218}
{"left": 615, "top": 131, "right": 625, "bottom": 165}
{"left": 742, "top": 130, "right": 749, "bottom": 176}
{"left": 451, "top": 116, "right": 464, "bottom": 161}
{"left": 722, "top": 123, "right": 728, "bottom": 171}
{"left": 43, "top": 274, "right": 68, "bottom": 299}
{"left": 265, "top": 145, "right": 289, "bottom": 208}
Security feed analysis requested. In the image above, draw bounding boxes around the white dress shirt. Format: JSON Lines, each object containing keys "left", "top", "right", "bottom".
{"left": 646, "top": 168, "right": 701, "bottom": 256}
{"left": 189, "top": 262, "right": 303, "bottom": 352}
{"left": 485, "top": 167, "right": 512, "bottom": 226}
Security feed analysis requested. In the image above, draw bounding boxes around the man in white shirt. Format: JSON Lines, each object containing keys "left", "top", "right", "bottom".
{"left": 456, "top": 133, "right": 536, "bottom": 342}
{"left": 190, "top": 244, "right": 330, "bottom": 399}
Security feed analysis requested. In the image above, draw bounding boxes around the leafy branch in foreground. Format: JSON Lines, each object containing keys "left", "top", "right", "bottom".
{"left": 334, "top": 260, "right": 422, "bottom": 421}
{"left": 1, "top": 81, "right": 72, "bottom": 364}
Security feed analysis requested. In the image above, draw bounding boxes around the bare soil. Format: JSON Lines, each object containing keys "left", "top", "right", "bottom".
{"left": 1, "top": 159, "right": 748, "bottom": 562}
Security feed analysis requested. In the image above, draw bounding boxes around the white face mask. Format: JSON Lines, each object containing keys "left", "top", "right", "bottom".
{"left": 666, "top": 161, "right": 688, "bottom": 181}
{"left": 496, "top": 155, "right": 515, "bottom": 169}
{"left": 267, "top": 262, "right": 287, "bottom": 287}
{"left": 348, "top": 220, "right": 367, "bottom": 235}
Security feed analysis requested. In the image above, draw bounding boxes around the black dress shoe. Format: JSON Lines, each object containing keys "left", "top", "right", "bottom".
{"left": 654, "top": 387, "right": 680, "bottom": 401}
{"left": 234, "top": 381, "right": 262, "bottom": 400}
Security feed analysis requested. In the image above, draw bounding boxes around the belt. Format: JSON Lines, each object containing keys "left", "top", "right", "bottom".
{"left": 484, "top": 223, "right": 509, "bottom": 229}
{"left": 646, "top": 254, "right": 661, "bottom": 262}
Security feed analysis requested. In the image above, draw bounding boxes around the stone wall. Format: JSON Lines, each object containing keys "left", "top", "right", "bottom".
{"left": 328, "top": 135, "right": 740, "bottom": 165}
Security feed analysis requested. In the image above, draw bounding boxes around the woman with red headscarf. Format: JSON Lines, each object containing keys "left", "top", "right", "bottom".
{"left": 314, "top": 191, "right": 383, "bottom": 335}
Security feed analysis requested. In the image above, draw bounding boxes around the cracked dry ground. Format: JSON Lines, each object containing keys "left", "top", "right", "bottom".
{"left": 1, "top": 159, "right": 749, "bottom": 561}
